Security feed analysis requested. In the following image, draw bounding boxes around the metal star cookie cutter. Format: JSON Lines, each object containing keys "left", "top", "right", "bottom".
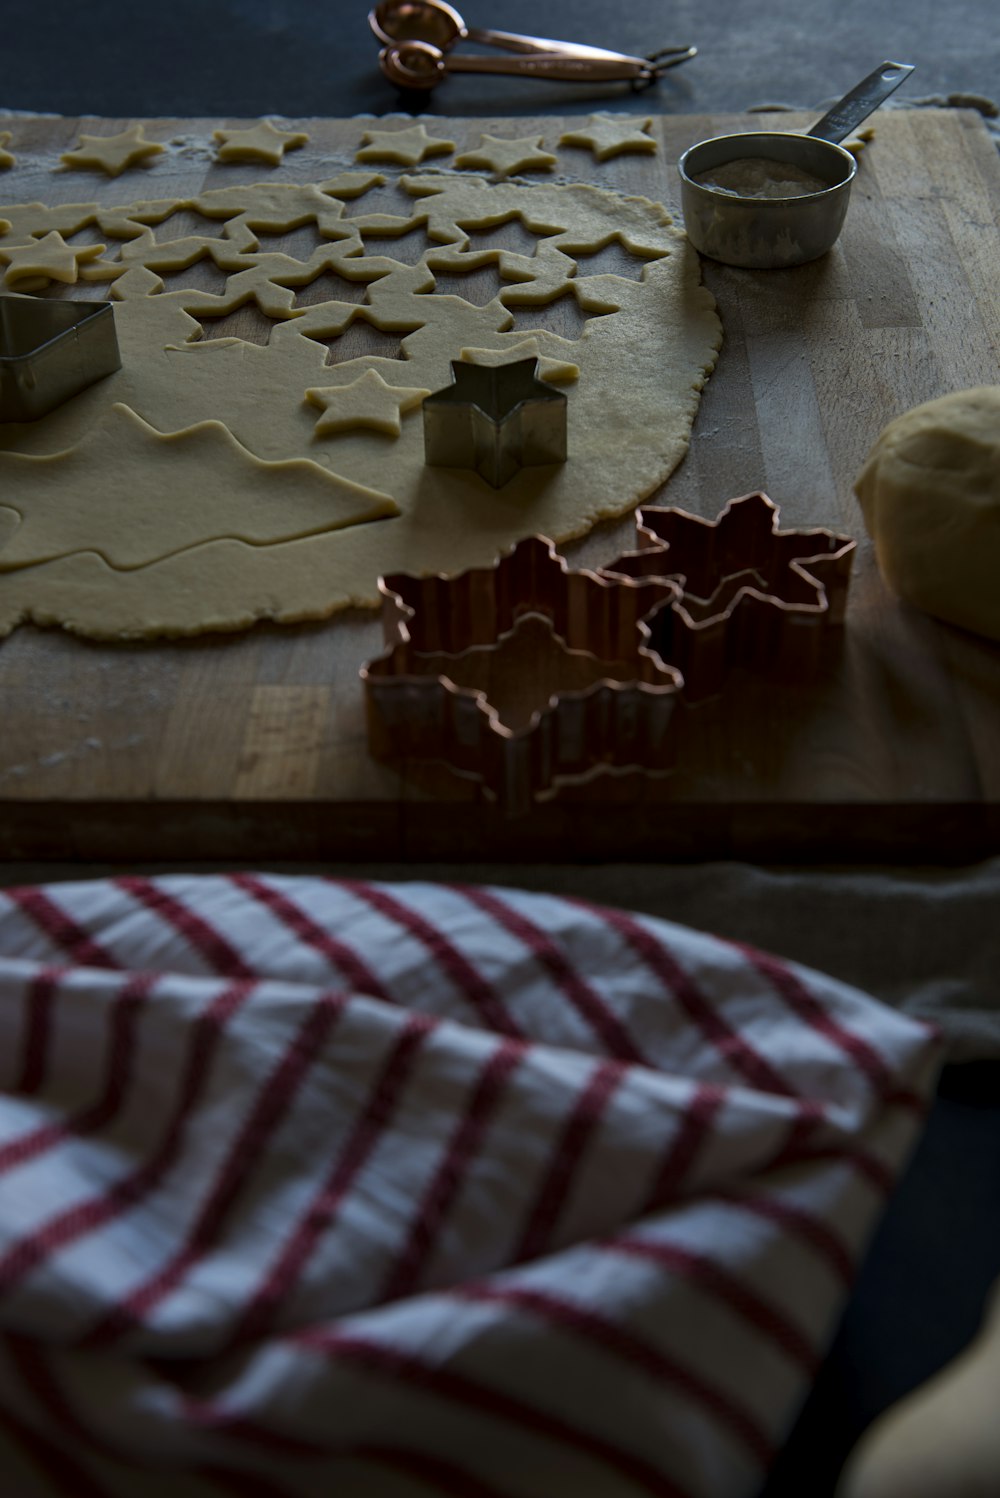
{"left": 422, "top": 355, "right": 567, "bottom": 488}
{"left": 0, "top": 294, "right": 121, "bottom": 422}
{"left": 601, "top": 491, "right": 855, "bottom": 700}
{"left": 361, "top": 534, "right": 682, "bottom": 816}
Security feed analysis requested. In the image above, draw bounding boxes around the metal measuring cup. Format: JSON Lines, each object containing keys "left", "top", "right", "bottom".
{"left": 677, "top": 61, "right": 914, "bottom": 269}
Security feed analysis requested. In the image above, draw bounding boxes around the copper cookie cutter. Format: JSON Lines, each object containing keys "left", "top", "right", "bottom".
{"left": 0, "top": 294, "right": 121, "bottom": 422}
{"left": 601, "top": 491, "right": 856, "bottom": 700}
{"left": 361, "top": 492, "right": 855, "bottom": 813}
{"left": 361, "top": 535, "right": 683, "bottom": 816}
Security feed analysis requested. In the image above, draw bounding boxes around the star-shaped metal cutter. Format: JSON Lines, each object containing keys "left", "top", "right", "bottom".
{"left": 361, "top": 535, "right": 682, "bottom": 816}
{"left": 423, "top": 355, "right": 567, "bottom": 488}
{"left": 601, "top": 491, "right": 856, "bottom": 700}
{"left": 0, "top": 294, "right": 121, "bottom": 421}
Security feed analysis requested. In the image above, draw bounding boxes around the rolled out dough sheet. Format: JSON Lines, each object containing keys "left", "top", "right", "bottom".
{"left": 0, "top": 166, "right": 721, "bottom": 639}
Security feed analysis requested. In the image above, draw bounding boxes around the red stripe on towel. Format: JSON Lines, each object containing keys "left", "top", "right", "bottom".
{"left": 454, "top": 1282, "right": 774, "bottom": 1468}
{"left": 457, "top": 886, "right": 648, "bottom": 1062}
{"left": 114, "top": 876, "right": 256, "bottom": 980}
{"left": 569, "top": 902, "right": 802, "bottom": 1098}
{"left": 736, "top": 941, "right": 898, "bottom": 1096}
{"left": 0, "top": 972, "right": 154, "bottom": 1174}
{"left": 380, "top": 1039, "right": 526, "bottom": 1304}
{"left": 83, "top": 989, "right": 346, "bottom": 1348}
{"left": 642, "top": 1082, "right": 726, "bottom": 1211}
{"left": 336, "top": 880, "right": 526, "bottom": 1038}
{"left": 0, "top": 980, "right": 255, "bottom": 1300}
{"left": 290, "top": 1330, "right": 694, "bottom": 1498}
{"left": 514, "top": 1058, "right": 627, "bottom": 1262}
{"left": 12, "top": 966, "right": 64, "bottom": 1098}
{"left": 720, "top": 1191, "right": 855, "bottom": 1287}
{"left": 3, "top": 887, "right": 120, "bottom": 970}
{"left": 605, "top": 1235, "right": 821, "bottom": 1376}
{"left": 229, "top": 873, "right": 396, "bottom": 1002}
{"left": 230, "top": 1010, "right": 435, "bottom": 1346}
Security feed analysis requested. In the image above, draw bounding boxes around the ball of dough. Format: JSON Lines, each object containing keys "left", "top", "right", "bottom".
{"left": 854, "top": 386, "right": 1000, "bottom": 641}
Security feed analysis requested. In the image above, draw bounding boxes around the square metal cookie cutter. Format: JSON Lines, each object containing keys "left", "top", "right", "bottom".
{"left": 0, "top": 294, "right": 121, "bottom": 422}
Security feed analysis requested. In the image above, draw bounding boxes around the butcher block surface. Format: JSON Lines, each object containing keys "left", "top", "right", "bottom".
{"left": 1, "top": 108, "right": 999, "bottom": 862}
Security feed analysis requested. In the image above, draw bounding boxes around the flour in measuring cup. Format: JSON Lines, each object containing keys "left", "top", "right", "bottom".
{"left": 693, "top": 157, "right": 828, "bottom": 198}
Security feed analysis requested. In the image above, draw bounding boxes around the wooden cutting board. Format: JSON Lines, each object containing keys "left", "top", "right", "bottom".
{"left": 1, "top": 108, "right": 998, "bottom": 862}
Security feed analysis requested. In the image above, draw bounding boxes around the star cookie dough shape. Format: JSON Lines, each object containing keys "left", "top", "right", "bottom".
{"left": 213, "top": 120, "right": 310, "bottom": 165}
{"left": 0, "top": 230, "right": 107, "bottom": 289}
{"left": 355, "top": 122, "right": 456, "bottom": 167}
{"left": 0, "top": 132, "right": 14, "bottom": 170}
{"left": 455, "top": 134, "right": 557, "bottom": 179}
{"left": 60, "top": 124, "right": 166, "bottom": 177}
{"left": 304, "top": 368, "right": 431, "bottom": 437}
{"left": 559, "top": 113, "right": 657, "bottom": 162}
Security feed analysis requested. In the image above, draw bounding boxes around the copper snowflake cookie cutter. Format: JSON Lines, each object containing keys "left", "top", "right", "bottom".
{"left": 601, "top": 490, "right": 856, "bottom": 700}
{"left": 360, "top": 492, "right": 855, "bottom": 813}
{"left": 361, "top": 535, "right": 684, "bottom": 817}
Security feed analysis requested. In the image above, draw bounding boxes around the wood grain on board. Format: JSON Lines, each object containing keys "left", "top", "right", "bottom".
{"left": 1, "top": 109, "right": 998, "bottom": 861}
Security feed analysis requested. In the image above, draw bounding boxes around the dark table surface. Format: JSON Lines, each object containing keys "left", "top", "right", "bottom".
{"left": 3, "top": 0, "right": 999, "bottom": 122}
{"left": 3, "top": 6, "right": 1000, "bottom": 1495}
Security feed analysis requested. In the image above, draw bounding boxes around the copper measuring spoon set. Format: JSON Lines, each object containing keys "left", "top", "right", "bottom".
{"left": 369, "top": 0, "right": 696, "bottom": 90}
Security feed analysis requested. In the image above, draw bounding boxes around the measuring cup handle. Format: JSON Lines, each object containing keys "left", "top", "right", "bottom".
{"left": 807, "top": 60, "right": 915, "bottom": 143}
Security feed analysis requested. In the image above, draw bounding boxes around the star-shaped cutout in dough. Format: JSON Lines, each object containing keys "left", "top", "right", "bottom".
{"left": 355, "top": 123, "right": 456, "bottom": 167}
{"left": 0, "top": 230, "right": 106, "bottom": 289}
{"left": 213, "top": 120, "right": 310, "bottom": 165}
{"left": 303, "top": 368, "right": 431, "bottom": 438}
{"left": 559, "top": 114, "right": 658, "bottom": 162}
{"left": 455, "top": 134, "right": 557, "bottom": 179}
{"left": 59, "top": 124, "right": 166, "bottom": 178}
{"left": 0, "top": 132, "right": 14, "bottom": 170}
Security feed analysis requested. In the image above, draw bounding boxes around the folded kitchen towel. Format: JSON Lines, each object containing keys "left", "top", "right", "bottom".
{"left": 0, "top": 875, "right": 942, "bottom": 1497}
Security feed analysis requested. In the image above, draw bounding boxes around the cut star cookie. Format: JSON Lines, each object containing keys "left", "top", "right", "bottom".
{"left": 304, "top": 368, "right": 431, "bottom": 437}
{"left": 0, "top": 132, "right": 14, "bottom": 170}
{"left": 59, "top": 124, "right": 166, "bottom": 177}
{"left": 213, "top": 120, "right": 310, "bottom": 165}
{"left": 355, "top": 122, "right": 456, "bottom": 167}
{"left": 455, "top": 134, "right": 557, "bottom": 179}
{"left": 559, "top": 113, "right": 658, "bottom": 162}
{"left": 0, "top": 230, "right": 111, "bottom": 290}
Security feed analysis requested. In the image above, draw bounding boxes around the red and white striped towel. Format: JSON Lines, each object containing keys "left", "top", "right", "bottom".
{"left": 0, "top": 875, "right": 941, "bottom": 1497}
